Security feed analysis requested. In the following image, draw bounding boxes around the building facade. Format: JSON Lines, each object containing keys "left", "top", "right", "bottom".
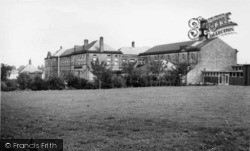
{"left": 139, "top": 38, "right": 238, "bottom": 84}
{"left": 45, "top": 37, "right": 249, "bottom": 85}
{"left": 203, "top": 64, "right": 250, "bottom": 86}
{"left": 118, "top": 41, "right": 150, "bottom": 64}
{"left": 45, "top": 37, "right": 122, "bottom": 81}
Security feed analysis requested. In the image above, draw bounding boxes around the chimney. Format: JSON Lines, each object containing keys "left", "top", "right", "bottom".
{"left": 84, "top": 39, "right": 89, "bottom": 46}
{"left": 60, "top": 46, "right": 62, "bottom": 49}
{"left": 132, "top": 41, "right": 135, "bottom": 47}
{"left": 74, "top": 45, "right": 77, "bottom": 52}
{"left": 99, "top": 36, "right": 104, "bottom": 52}
{"left": 29, "top": 58, "right": 32, "bottom": 65}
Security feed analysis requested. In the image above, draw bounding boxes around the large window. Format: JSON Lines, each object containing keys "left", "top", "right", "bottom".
{"left": 107, "top": 58, "right": 111, "bottom": 65}
{"left": 92, "top": 55, "right": 97, "bottom": 62}
{"left": 114, "top": 58, "right": 119, "bottom": 66}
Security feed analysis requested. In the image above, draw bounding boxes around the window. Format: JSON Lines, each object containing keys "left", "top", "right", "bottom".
{"left": 129, "top": 59, "right": 135, "bottom": 62}
{"left": 161, "top": 55, "right": 164, "bottom": 59}
{"left": 107, "top": 58, "right": 111, "bottom": 65}
{"left": 114, "top": 58, "right": 119, "bottom": 65}
{"left": 92, "top": 55, "right": 97, "bottom": 61}
{"left": 182, "top": 54, "right": 185, "bottom": 60}
{"left": 155, "top": 55, "right": 159, "bottom": 60}
{"left": 191, "top": 53, "right": 195, "bottom": 60}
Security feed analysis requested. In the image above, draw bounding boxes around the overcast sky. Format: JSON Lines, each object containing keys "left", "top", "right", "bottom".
{"left": 1, "top": 0, "right": 249, "bottom": 67}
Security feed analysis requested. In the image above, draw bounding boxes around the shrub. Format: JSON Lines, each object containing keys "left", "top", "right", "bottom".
{"left": 67, "top": 75, "right": 88, "bottom": 89}
{"left": 93, "top": 71, "right": 113, "bottom": 89}
{"left": 85, "top": 82, "right": 97, "bottom": 89}
{"left": 113, "top": 76, "right": 126, "bottom": 88}
{"left": 6, "top": 79, "right": 18, "bottom": 91}
{"left": 30, "top": 76, "right": 48, "bottom": 91}
{"left": 138, "top": 76, "right": 148, "bottom": 87}
{"left": 47, "top": 77, "right": 65, "bottom": 90}
{"left": 17, "top": 73, "right": 32, "bottom": 90}
{"left": 1, "top": 81, "right": 7, "bottom": 91}
{"left": 1, "top": 80, "right": 18, "bottom": 91}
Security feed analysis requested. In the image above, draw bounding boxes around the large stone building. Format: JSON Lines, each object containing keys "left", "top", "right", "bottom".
{"left": 139, "top": 38, "right": 238, "bottom": 84}
{"left": 45, "top": 37, "right": 122, "bottom": 80}
{"left": 45, "top": 37, "right": 249, "bottom": 85}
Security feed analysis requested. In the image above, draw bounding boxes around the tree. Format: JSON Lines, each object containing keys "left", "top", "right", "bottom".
{"left": 121, "top": 61, "right": 137, "bottom": 86}
{"left": 17, "top": 73, "right": 32, "bottom": 90}
{"left": 1, "top": 63, "right": 13, "bottom": 82}
{"left": 169, "top": 62, "right": 193, "bottom": 85}
{"left": 89, "top": 59, "right": 112, "bottom": 89}
{"left": 148, "top": 60, "right": 162, "bottom": 86}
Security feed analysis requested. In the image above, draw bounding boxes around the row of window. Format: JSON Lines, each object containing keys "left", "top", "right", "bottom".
{"left": 60, "top": 58, "right": 70, "bottom": 66}
{"left": 233, "top": 67, "right": 243, "bottom": 71}
{"left": 73, "top": 54, "right": 86, "bottom": 66}
{"left": 204, "top": 72, "right": 243, "bottom": 77}
{"left": 93, "top": 55, "right": 119, "bottom": 66}
{"left": 152, "top": 53, "right": 197, "bottom": 61}
{"left": 122, "top": 58, "right": 136, "bottom": 63}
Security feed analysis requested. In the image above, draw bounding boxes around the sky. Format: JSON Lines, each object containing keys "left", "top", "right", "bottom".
{"left": 0, "top": 0, "right": 250, "bottom": 68}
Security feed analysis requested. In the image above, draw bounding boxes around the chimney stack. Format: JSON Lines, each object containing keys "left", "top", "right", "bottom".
{"left": 74, "top": 45, "right": 77, "bottom": 52}
{"left": 60, "top": 46, "right": 62, "bottom": 49}
{"left": 100, "top": 37, "right": 104, "bottom": 52}
{"left": 29, "top": 58, "right": 32, "bottom": 65}
{"left": 132, "top": 41, "right": 135, "bottom": 47}
{"left": 84, "top": 39, "right": 89, "bottom": 46}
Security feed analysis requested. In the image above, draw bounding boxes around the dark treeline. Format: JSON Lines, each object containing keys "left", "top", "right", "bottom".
{"left": 1, "top": 60, "right": 193, "bottom": 91}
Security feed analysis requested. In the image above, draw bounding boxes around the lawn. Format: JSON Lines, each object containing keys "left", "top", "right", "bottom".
{"left": 1, "top": 86, "right": 250, "bottom": 150}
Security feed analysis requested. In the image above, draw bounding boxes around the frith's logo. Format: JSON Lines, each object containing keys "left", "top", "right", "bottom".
{"left": 188, "top": 12, "right": 238, "bottom": 40}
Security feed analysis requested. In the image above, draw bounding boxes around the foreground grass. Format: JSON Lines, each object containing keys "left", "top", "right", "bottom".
{"left": 1, "top": 86, "right": 250, "bottom": 150}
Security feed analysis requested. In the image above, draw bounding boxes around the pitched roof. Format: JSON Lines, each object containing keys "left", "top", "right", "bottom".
{"left": 60, "top": 45, "right": 83, "bottom": 57}
{"left": 20, "top": 64, "right": 42, "bottom": 74}
{"left": 61, "top": 40, "right": 121, "bottom": 56}
{"left": 52, "top": 47, "right": 67, "bottom": 57}
{"left": 87, "top": 40, "right": 116, "bottom": 51}
{"left": 118, "top": 46, "right": 150, "bottom": 55}
{"left": 139, "top": 38, "right": 218, "bottom": 56}
{"left": 60, "top": 47, "right": 75, "bottom": 57}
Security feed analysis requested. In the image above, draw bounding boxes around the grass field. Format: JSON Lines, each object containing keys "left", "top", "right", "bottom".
{"left": 1, "top": 86, "right": 250, "bottom": 151}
